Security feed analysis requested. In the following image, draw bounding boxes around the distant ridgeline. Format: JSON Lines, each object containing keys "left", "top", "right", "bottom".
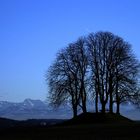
{"left": 0, "top": 99, "right": 139, "bottom": 120}
{"left": 0, "top": 99, "right": 72, "bottom": 120}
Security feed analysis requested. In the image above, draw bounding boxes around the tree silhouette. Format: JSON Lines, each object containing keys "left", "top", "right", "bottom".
{"left": 47, "top": 38, "right": 90, "bottom": 117}
{"left": 47, "top": 31, "right": 140, "bottom": 117}
{"left": 87, "top": 32, "right": 140, "bottom": 114}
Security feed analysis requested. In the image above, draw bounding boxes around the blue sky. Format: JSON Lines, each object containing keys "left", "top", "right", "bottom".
{"left": 0, "top": 0, "right": 140, "bottom": 102}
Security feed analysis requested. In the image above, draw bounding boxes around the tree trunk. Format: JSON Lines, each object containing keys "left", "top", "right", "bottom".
{"left": 80, "top": 84, "right": 87, "bottom": 113}
{"left": 102, "top": 102, "right": 106, "bottom": 114}
{"left": 109, "top": 72, "right": 113, "bottom": 113}
{"left": 116, "top": 101, "right": 120, "bottom": 114}
{"left": 115, "top": 80, "right": 120, "bottom": 114}
{"left": 72, "top": 94, "right": 78, "bottom": 118}
{"left": 109, "top": 93, "right": 113, "bottom": 113}
{"left": 95, "top": 92, "right": 98, "bottom": 113}
{"left": 82, "top": 99, "right": 87, "bottom": 113}
{"left": 73, "top": 105, "right": 77, "bottom": 118}
{"left": 81, "top": 92, "right": 87, "bottom": 113}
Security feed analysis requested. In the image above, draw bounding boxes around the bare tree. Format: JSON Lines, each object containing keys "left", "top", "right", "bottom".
{"left": 47, "top": 38, "right": 89, "bottom": 117}
{"left": 73, "top": 38, "right": 89, "bottom": 113}
{"left": 87, "top": 32, "right": 140, "bottom": 114}
{"left": 47, "top": 31, "right": 140, "bottom": 116}
{"left": 87, "top": 32, "right": 114, "bottom": 113}
{"left": 47, "top": 47, "right": 79, "bottom": 117}
{"left": 113, "top": 41, "right": 140, "bottom": 113}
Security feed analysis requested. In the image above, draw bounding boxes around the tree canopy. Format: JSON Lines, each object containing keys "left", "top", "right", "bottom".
{"left": 46, "top": 31, "right": 140, "bottom": 117}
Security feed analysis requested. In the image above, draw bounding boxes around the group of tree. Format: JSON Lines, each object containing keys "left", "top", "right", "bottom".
{"left": 47, "top": 31, "right": 140, "bottom": 118}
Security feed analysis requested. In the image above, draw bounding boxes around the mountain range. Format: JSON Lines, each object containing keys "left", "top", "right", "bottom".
{"left": 0, "top": 99, "right": 72, "bottom": 120}
{"left": 0, "top": 99, "right": 140, "bottom": 120}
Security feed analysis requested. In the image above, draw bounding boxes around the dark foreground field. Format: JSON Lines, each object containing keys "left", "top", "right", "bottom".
{"left": 0, "top": 122, "right": 140, "bottom": 140}
{"left": 0, "top": 113, "right": 140, "bottom": 140}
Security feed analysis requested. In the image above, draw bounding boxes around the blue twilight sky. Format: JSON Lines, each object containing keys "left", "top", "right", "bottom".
{"left": 0, "top": 0, "right": 140, "bottom": 102}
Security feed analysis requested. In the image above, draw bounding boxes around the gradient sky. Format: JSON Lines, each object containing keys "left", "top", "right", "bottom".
{"left": 0, "top": 0, "right": 140, "bottom": 102}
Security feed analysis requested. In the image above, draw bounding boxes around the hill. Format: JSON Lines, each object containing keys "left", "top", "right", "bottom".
{"left": 61, "top": 112, "right": 133, "bottom": 125}
{"left": 0, "top": 117, "right": 19, "bottom": 129}
{"left": 0, "top": 117, "right": 65, "bottom": 129}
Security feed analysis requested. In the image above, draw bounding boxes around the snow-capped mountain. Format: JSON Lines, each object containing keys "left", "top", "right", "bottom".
{"left": 22, "top": 99, "right": 47, "bottom": 109}
{"left": 0, "top": 99, "right": 72, "bottom": 120}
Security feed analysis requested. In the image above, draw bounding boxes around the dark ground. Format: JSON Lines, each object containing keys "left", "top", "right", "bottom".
{"left": 0, "top": 113, "right": 140, "bottom": 140}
